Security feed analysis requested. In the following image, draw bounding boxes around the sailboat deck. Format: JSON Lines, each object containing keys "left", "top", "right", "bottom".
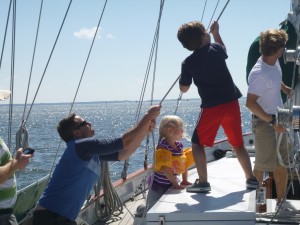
{"left": 95, "top": 156, "right": 300, "bottom": 225}
{"left": 147, "top": 157, "right": 256, "bottom": 224}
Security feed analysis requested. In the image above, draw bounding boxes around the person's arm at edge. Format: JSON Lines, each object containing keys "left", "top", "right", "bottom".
{"left": 0, "top": 149, "right": 31, "bottom": 184}
{"left": 118, "top": 105, "right": 161, "bottom": 160}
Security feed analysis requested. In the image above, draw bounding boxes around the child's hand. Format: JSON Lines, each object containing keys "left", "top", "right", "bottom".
{"left": 180, "top": 180, "right": 192, "bottom": 186}
{"left": 171, "top": 183, "right": 186, "bottom": 189}
{"left": 210, "top": 21, "right": 219, "bottom": 35}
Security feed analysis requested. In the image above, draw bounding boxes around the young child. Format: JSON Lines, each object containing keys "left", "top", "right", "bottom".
{"left": 177, "top": 20, "right": 259, "bottom": 193}
{"left": 150, "top": 115, "right": 193, "bottom": 197}
{"left": 135, "top": 115, "right": 194, "bottom": 217}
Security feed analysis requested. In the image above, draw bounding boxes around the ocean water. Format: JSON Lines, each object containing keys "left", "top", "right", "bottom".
{"left": 0, "top": 98, "right": 252, "bottom": 189}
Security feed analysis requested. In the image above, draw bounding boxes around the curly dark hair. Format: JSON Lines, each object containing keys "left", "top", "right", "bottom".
{"left": 177, "top": 21, "right": 206, "bottom": 51}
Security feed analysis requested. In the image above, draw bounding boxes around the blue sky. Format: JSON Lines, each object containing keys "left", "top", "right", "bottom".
{"left": 0, "top": 0, "right": 291, "bottom": 104}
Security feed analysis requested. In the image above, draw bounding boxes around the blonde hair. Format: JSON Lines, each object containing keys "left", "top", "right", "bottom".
{"left": 259, "top": 29, "right": 288, "bottom": 56}
{"left": 158, "top": 115, "right": 184, "bottom": 142}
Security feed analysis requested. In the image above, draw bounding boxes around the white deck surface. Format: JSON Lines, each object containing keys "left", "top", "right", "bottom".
{"left": 147, "top": 157, "right": 257, "bottom": 225}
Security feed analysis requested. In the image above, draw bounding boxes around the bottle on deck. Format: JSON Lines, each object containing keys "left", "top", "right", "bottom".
{"left": 256, "top": 172, "right": 273, "bottom": 213}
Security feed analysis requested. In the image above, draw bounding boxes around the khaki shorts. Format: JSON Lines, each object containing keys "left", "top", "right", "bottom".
{"left": 252, "top": 118, "right": 290, "bottom": 171}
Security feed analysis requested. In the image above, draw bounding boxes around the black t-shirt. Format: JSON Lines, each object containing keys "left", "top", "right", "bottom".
{"left": 179, "top": 43, "right": 242, "bottom": 108}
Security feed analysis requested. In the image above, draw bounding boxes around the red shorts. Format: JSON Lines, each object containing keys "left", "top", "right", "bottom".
{"left": 191, "top": 100, "right": 244, "bottom": 147}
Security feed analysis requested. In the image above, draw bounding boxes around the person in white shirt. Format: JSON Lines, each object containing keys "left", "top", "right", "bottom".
{"left": 246, "top": 28, "right": 292, "bottom": 210}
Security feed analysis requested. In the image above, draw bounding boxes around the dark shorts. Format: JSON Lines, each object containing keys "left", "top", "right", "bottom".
{"left": 33, "top": 210, "right": 76, "bottom": 225}
{"left": 0, "top": 213, "right": 18, "bottom": 225}
{"left": 148, "top": 179, "right": 171, "bottom": 209}
{"left": 192, "top": 100, "right": 244, "bottom": 147}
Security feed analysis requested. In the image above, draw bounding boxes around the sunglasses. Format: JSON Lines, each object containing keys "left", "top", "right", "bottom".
{"left": 75, "top": 120, "right": 89, "bottom": 129}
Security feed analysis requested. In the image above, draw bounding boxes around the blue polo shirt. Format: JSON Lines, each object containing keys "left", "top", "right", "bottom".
{"left": 38, "top": 137, "right": 123, "bottom": 221}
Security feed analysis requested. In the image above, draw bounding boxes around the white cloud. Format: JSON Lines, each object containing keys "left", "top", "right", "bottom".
{"left": 73, "top": 26, "right": 102, "bottom": 40}
{"left": 105, "top": 33, "right": 115, "bottom": 39}
{"left": 74, "top": 27, "right": 116, "bottom": 40}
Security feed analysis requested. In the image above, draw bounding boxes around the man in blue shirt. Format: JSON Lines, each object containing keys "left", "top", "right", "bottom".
{"left": 32, "top": 105, "right": 160, "bottom": 225}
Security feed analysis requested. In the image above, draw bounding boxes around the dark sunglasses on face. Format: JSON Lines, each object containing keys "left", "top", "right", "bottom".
{"left": 75, "top": 120, "right": 89, "bottom": 129}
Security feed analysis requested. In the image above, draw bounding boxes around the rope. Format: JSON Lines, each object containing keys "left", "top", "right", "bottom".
{"left": 200, "top": 0, "right": 207, "bottom": 22}
{"left": 134, "top": 0, "right": 165, "bottom": 121}
{"left": 119, "top": 1, "right": 166, "bottom": 224}
{"left": 216, "top": 0, "right": 230, "bottom": 22}
{"left": 159, "top": 74, "right": 181, "bottom": 105}
{"left": 48, "top": 0, "right": 108, "bottom": 177}
{"left": 0, "top": 0, "right": 12, "bottom": 71}
{"left": 276, "top": 132, "right": 296, "bottom": 170}
{"left": 206, "top": 0, "right": 220, "bottom": 30}
{"left": 36, "top": 0, "right": 73, "bottom": 183}
{"left": 206, "top": 0, "right": 230, "bottom": 30}
{"left": 14, "top": 0, "right": 45, "bottom": 156}
{"left": 21, "top": 0, "right": 44, "bottom": 125}
{"left": 8, "top": 0, "right": 16, "bottom": 153}
{"left": 174, "top": 92, "right": 183, "bottom": 115}
{"left": 23, "top": 0, "right": 73, "bottom": 125}
{"left": 122, "top": 0, "right": 165, "bottom": 180}
{"left": 95, "top": 161, "right": 123, "bottom": 222}
{"left": 68, "top": 0, "right": 108, "bottom": 114}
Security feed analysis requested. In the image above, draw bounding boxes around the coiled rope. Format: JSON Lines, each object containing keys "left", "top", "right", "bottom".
{"left": 95, "top": 161, "right": 123, "bottom": 221}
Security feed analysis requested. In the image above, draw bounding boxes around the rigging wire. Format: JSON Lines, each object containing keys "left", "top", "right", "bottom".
{"left": 2, "top": 1, "right": 75, "bottom": 221}
{"left": 68, "top": 1, "right": 108, "bottom": 114}
{"left": 173, "top": 92, "right": 183, "bottom": 115}
{"left": 0, "top": 0, "right": 12, "bottom": 71}
{"left": 122, "top": 0, "right": 165, "bottom": 180}
{"left": 134, "top": 12, "right": 163, "bottom": 121}
{"left": 200, "top": 0, "right": 208, "bottom": 22}
{"left": 24, "top": 0, "right": 74, "bottom": 192}
{"left": 135, "top": 1, "right": 166, "bottom": 223}
{"left": 8, "top": 0, "right": 16, "bottom": 152}
{"left": 206, "top": 0, "right": 220, "bottom": 30}
{"left": 216, "top": 0, "right": 230, "bottom": 22}
{"left": 21, "top": 0, "right": 43, "bottom": 121}
{"left": 15, "top": 0, "right": 44, "bottom": 152}
{"left": 16, "top": 3, "right": 75, "bottom": 221}
{"left": 144, "top": 0, "right": 165, "bottom": 173}
{"left": 159, "top": 74, "right": 181, "bottom": 105}
{"left": 23, "top": 0, "right": 73, "bottom": 125}
{"left": 48, "top": 0, "right": 107, "bottom": 179}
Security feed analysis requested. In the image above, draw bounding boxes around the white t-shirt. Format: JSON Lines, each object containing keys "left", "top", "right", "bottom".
{"left": 247, "top": 57, "right": 282, "bottom": 114}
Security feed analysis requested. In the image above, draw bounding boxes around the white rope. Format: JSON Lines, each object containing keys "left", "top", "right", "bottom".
{"left": 276, "top": 132, "right": 295, "bottom": 169}
{"left": 95, "top": 161, "right": 123, "bottom": 221}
